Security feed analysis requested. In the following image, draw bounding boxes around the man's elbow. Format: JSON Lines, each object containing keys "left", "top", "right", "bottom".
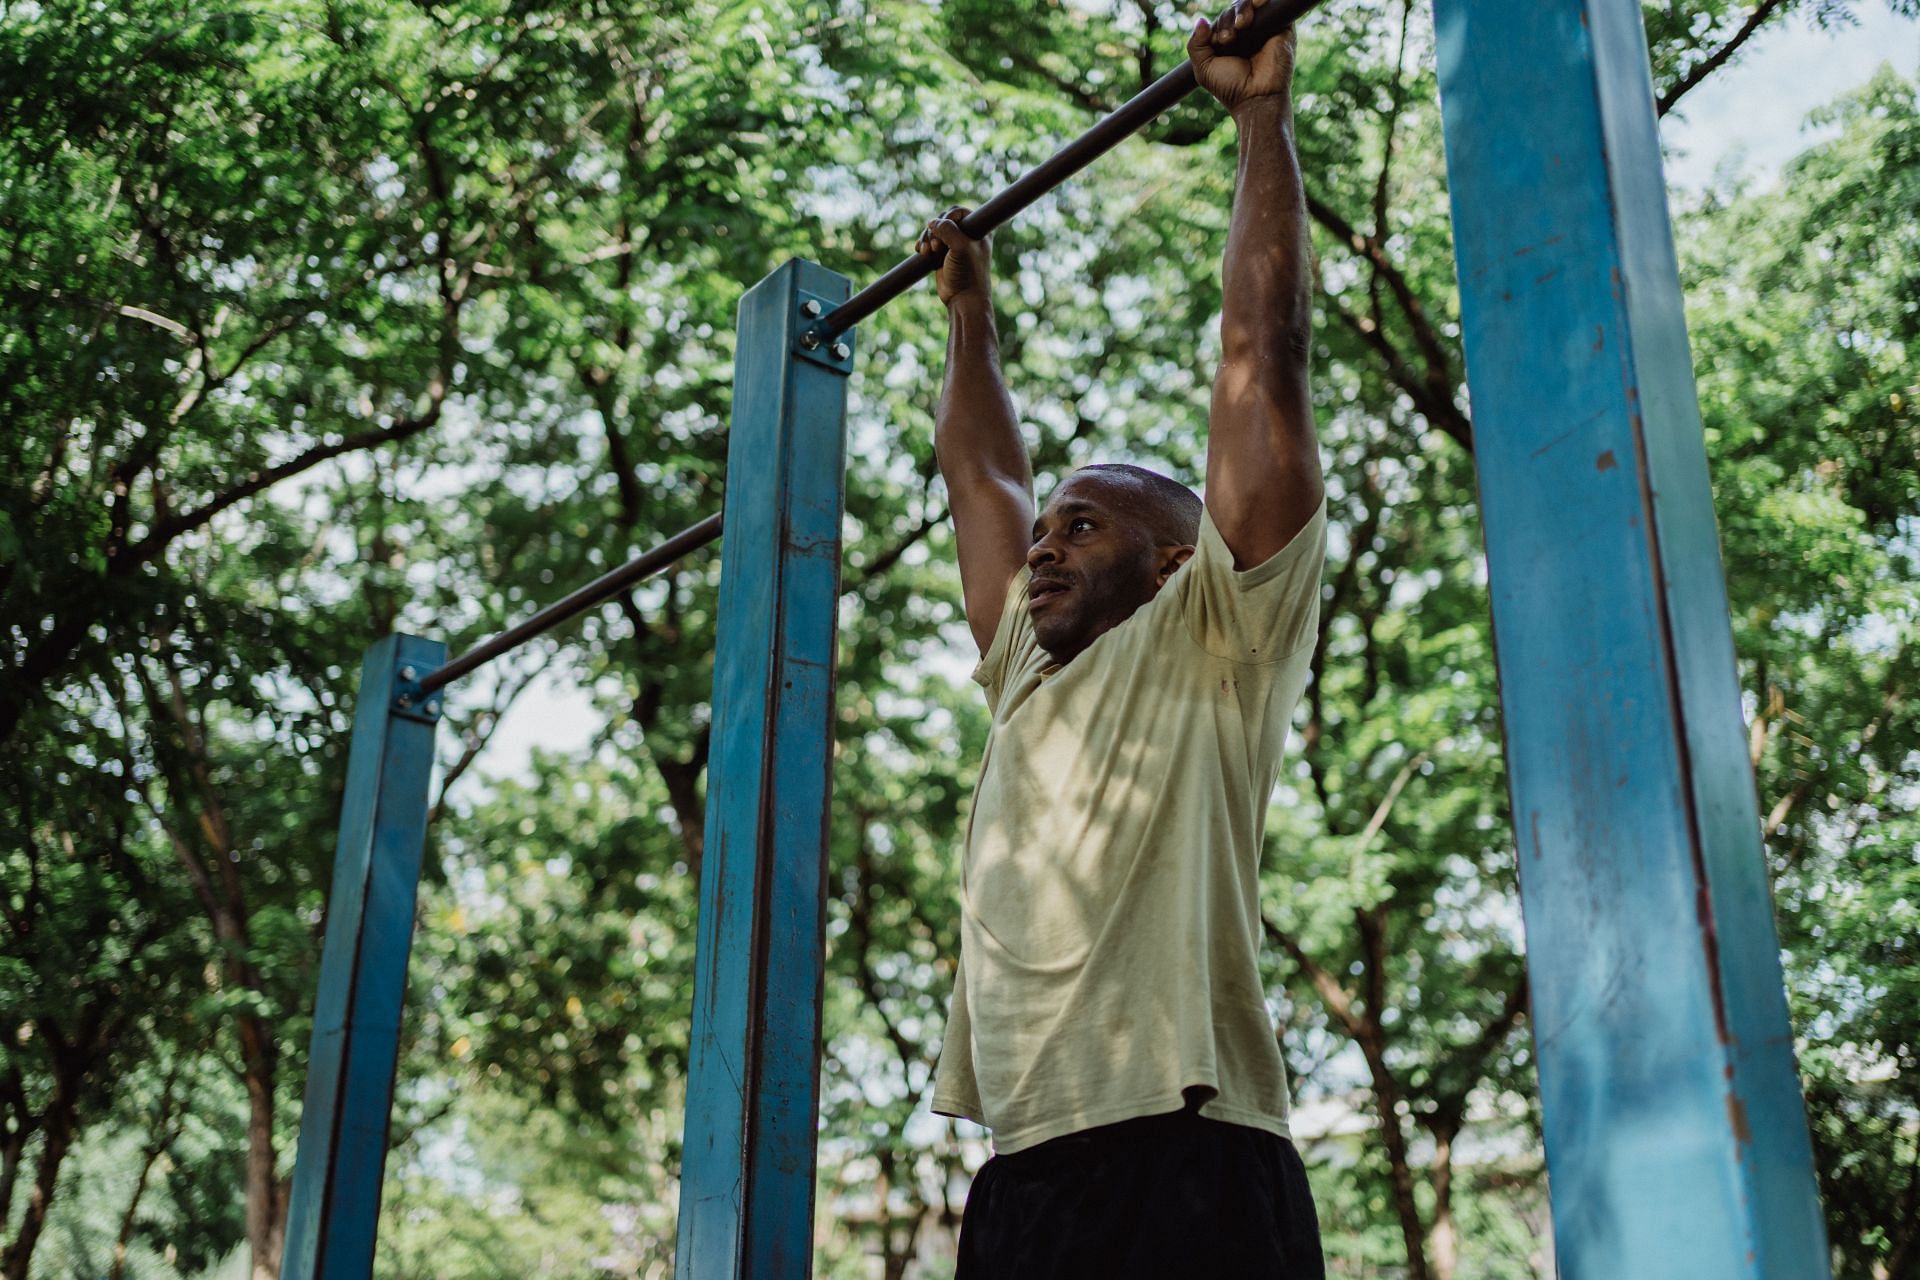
{"left": 1219, "top": 318, "right": 1311, "bottom": 373}
{"left": 1215, "top": 343, "right": 1311, "bottom": 408}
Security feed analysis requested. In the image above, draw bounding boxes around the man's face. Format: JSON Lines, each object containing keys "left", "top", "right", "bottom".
{"left": 1026, "top": 474, "right": 1191, "bottom": 664}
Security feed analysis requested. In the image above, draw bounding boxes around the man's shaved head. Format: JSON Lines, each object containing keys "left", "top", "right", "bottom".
{"left": 1072, "top": 463, "right": 1203, "bottom": 547}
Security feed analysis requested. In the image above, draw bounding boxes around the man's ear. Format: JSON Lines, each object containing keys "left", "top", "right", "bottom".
{"left": 1156, "top": 544, "right": 1196, "bottom": 585}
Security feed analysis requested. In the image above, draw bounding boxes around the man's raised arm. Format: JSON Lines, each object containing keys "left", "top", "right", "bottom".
{"left": 918, "top": 208, "right": 1036, "bottom": 653}
{"left": 1191, "top": 2, "right": 1325, "bottom": 569}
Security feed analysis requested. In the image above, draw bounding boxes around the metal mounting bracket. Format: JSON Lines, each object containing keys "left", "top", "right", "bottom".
{"left": 792, "top": 291, "right": 854, "bottom": 374}
{"left": 389, "top": 666, "right": 444, "bottom": 724}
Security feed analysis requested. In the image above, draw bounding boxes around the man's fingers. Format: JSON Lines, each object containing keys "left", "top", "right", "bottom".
{"left": 918, "top": 206, "right": 980, "bottom": 269}
{"left": 1209, "top": 0, "right": 1261, "bottom": 45}
{"left": 1212, "top": 2, "right": 1238, "bottom": 43}
{"left": 928, "top": 219, "right": 974, "bottom": 255}
{"left": 1188, "top": 14, "right": 1216, "bottom": 64}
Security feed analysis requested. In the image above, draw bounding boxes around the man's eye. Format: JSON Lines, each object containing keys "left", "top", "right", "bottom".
{"left": 1070, "top": 518, "right": 1094, "bottom": 533}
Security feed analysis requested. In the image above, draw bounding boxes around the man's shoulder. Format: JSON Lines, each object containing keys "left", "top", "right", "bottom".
{"left": 1172, "top": 501, "right": 1328, "bottom": 666}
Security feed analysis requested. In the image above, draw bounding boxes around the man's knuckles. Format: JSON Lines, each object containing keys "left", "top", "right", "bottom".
{"left": 1205, "top": 0, "right": 1275, "bottom": 48}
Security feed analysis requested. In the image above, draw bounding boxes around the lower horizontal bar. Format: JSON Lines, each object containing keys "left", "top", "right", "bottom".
{"left": 412, "top": 511, "right": 723, "bottom": 699}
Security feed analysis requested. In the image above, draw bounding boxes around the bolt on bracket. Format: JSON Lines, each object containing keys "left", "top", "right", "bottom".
{"left": 793, "top": 291, "right": 853, "bottom": 374}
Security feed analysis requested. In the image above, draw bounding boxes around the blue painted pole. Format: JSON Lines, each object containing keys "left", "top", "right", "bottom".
{"left": 1430, "top": 2, "right": 1828, "bottom": 1276}
{"left": 283, "top": 633, "right": 444, "bottom": 1280}
{"left": 676, "top": 259, "right": 854, "bottom": 1279}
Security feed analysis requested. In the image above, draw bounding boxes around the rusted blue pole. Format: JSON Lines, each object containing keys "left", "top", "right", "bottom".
{"left": 1431, "top": 1, "right": 1828, "bottom": 1275}
{"left": 676, "top": 259, "right": 854, "bottom": 1279}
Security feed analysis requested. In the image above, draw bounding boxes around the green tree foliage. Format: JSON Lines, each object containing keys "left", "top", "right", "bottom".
{"left": 1683, "top": 65, "right": 1920, "bottom": 1278}
{"left": 3, "top": 0, "right": 1917, "bottom": 1276}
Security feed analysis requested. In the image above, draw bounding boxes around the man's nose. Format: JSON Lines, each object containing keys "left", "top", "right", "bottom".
{"left": 1026, "top": 534, "right": 1061, "bottom": 568}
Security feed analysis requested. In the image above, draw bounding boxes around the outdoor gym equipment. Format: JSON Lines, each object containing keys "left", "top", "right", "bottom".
{"left": 282, "top": 1, "right": 1831, "bottom": 1277}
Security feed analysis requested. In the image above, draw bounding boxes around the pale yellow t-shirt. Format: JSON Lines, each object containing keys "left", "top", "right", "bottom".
{"left": 930, "top": 500, "right": 1327, "bottom": 1154}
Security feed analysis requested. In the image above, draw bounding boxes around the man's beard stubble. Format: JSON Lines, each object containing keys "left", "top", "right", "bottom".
{"left": 1032, "top": 563, "right": 1137, "bottom": 658}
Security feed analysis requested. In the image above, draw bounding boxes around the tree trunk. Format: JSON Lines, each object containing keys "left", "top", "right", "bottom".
{"left": 1360, "top": 1035, "right": 1432, "bottom": 1280}
{"left": 656, "top": 751, "right": 707, "bottom": 878}
{"left": 111, "top": 1063, "right": 181, "bottom": 1280}
{"left": 871, "top": 1146, "right": 923, "bottom": 1280}
{"left": 0, "top": 1064, "right": 29, "bottom": 1227}
{"left": 110, "top": 1136, "right": 167, "bottom": 1280}
{"left": 0, "top": 1124, "right": 28, "bottom": 1233}
{"left": 883, "top": 1218, "right": 920, "bottom": 1280}
{"left": 1352, "top": 906, "right": 1432, "bottom": 1280}
{"left": 1428, "top": 1126, "right": 1458, "bottom": 1280}
{"left": 1261, "top": 912, "right": 1434, "bottom": 1280}
{"left": 149, "top": 670, "right": 289, "bottom": 1278}
{"left": 0, "top": 1081, "right": 77, "bottom": 1280}
{"left": 240, "top": 1015, "right": 286, "bottom": 1280}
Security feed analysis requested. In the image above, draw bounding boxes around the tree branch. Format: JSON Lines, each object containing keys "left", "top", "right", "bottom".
{"left": 125, "top": 381, "right": 450, "bottom": 570}
{"left": 1325, "top": 296, "right": 1474, "bottom": 451}
{"left": 1656, "top": 0, "right": 1788, "bottom": 118}
{"left": 428, "top": 654, "right": 551, "bottom": 827}
{"left": 1129, "top": 0, "right": 1162, "bottom": 91}
{"left": 1262, "top": 916, "right": 1363, "bottom": 1036}
{"left": 1004, "top": 46, "right": 1112, "bottom": 115}
{"left": 850, "top": 508, "right": 945, "bottom": 592}
{"left": 848, "top": 813, "right": 924, "bottom": 1074}
{"left": 1762, "top": 648, "right": 1905, "bottom": 839}
{"left": 1369, "top": 0, "right": 1416, "bottom": 337}
{"left": 1353, "top": 750, "right": 1428, "bottom": 861}
{"left": 1306, "top": 194, "right": 1449, "bottom": 372}
{"left": 1303, "top": 459, "right": 1384, "bottom": 820}
{"left": 1267, "top": 911, "right": 1431, "bottom": 1280}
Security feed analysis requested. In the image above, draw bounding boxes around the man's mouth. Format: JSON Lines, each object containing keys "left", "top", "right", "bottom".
{"left": 1029, "top": 578, "right": 1070, "bottom": 611}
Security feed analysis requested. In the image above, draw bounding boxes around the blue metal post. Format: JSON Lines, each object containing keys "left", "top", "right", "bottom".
{"left": 1431, "top": 2, "right": 1828, "bottom": 1276}
{"left": 677, "top": 259, "right": 854, "bottom": 1279}
{"left": 283, "top": 633, "right": 444, "bottom": 1280}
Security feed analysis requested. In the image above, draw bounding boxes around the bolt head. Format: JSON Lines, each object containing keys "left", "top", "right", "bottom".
{"left": 397, "top": 694, "right": 413, "bottom": 707}
{"left": 425, "top": 700, "right": 441, "bottom": 717}
{"left": 799, "top": 331, "right": 821, "bottom": 350}
{"left": 801, "top": 299, "right": 822, "bottom": 318}
{"left": 830, "top": 342, "right": 851, "bottom": 360}
{"left": 400, "top": 665, "right": 417, "bottom": 681}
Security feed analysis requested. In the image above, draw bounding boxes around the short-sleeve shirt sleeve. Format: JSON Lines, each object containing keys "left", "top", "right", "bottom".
{"left": 971, "top": 566, "right": 1040, "bottom": 711}
{"left": 1176, "top": 500, "right": 1327, "bottom": 664}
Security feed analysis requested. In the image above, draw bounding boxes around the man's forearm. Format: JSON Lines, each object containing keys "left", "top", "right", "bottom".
{"left": 936, "top": 298, "right": 1030, "bottom": 489}
{"left": 1220, "top": 98, "right": 1312, "bottom": 365}
{"left": 1191, "top": 12, "right": 1322, "bottom": 560}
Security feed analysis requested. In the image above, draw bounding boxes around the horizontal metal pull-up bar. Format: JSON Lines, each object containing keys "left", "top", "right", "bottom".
{"left": 806, "top": 0, "right": 1321, "bottom": 344}
{"left": 411, "top": 511, "right": 723, "bottom": 700}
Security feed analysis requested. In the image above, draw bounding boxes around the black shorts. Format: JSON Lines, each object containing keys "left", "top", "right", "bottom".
{"left": 955, "top": 1104, "right": 1325, "bottom": 1279}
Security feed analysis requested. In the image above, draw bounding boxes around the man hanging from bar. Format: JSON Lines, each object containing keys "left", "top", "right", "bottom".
{"left": 915, "top": 0, "right": 1327, "bottom": 1273}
